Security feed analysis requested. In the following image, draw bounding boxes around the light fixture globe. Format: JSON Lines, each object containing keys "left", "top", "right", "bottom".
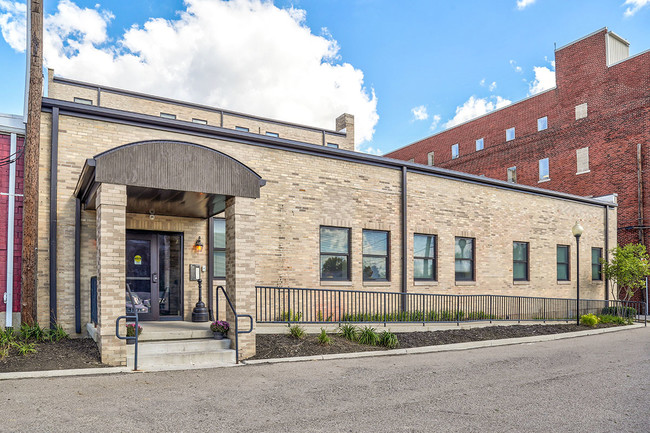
{"left": 571, "top": 221, "right": 584, "bottom": 237}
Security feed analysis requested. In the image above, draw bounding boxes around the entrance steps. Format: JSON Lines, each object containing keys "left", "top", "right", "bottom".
{"left": 126, "top": 321, "right": 236, "bottom": 369}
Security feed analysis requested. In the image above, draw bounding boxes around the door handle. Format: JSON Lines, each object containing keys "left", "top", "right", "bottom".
{"left": 152, "top": 272, "right": 158, "bottom": 283}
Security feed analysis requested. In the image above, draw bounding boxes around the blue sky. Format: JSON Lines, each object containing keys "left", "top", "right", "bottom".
{"left": 1, "top": 0, "right": 649, "bottom": 154}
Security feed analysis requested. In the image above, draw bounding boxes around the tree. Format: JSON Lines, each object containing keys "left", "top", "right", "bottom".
{"left": 602, "top": 243, "right": 650, "bottom": 303}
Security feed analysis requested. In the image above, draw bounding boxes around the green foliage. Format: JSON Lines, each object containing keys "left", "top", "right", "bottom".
{"left": 278, "top": 310, "right": 303, "bottom": 322}
{"left": 19, "top": 322, "right": 46, "bottom": 341}
{"left": 357, "top": 326, "right": 380, "bottom": 346}
{"left": 338, "top": 323, "right": 357, "bottom": 341}
{"left": 601, "top": 306, "right": 637, "bottom": 318}
{"left": 0, "top": 327, "right": 16, "bottom": 345}
{"left": 337, "top": 309, "right": 483, "bottom": 323}
{"left": 598, "top": 314, "right": 627, "bottom": 325}
{"left": 379, "top": 330, "right": 399, "bottom": 349}
{"left": 0, "top": 345, "right": 8, "bottom": 359}
{"left": 317, "top": 328, "right": 332, "bottom": 345}
{"left": 602, "top": 244, "right": 650, "bottom": 301}
{"left": 46, "top": 324, "right": 69, "bottom": 342}
{"left": 288, "top": 325, "right": 305, "bottom": 339}
{"left": 580, "top": 314, "right": 600, "bottom": 327}
{"left": 12, "top": 341, "right": 36, "bottom": 355}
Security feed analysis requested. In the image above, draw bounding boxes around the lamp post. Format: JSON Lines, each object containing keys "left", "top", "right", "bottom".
{"left": 572, "top": 221, "right": 584, "bottom": 325}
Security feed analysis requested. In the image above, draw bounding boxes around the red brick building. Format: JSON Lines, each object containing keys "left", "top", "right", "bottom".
{"left": 388, "top": 28, "right": 650, "bottom": 250}
{"left": 0, "top": 114, "right": 24, "bottom": 328}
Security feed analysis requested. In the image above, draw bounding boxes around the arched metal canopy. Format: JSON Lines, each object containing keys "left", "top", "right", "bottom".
{"left": 75, "top": 140, "right": 264, "bottom": 218}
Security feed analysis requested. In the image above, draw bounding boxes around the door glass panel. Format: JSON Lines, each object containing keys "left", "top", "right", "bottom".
{"left": 159, "top": 234, "right": 182, "bottom": 317}
{"left": 126, "top": 239, "right": 152, "bottom": 315}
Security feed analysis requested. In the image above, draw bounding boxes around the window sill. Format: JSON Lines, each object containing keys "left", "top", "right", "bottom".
{"left": 513, "top": 281, "right": 530, "bottom": 285}
{"left": 576, "top": 170, "right": 591, "bottom": 175}
{"left": 538, "top": 178, "right": 551, "bottom": 183}
{"left": 320, "top": 280, "right": 352, "bottom": 287}
{"left": 363, "top": 281, "right": 392, "bottom": 287}
{"left": 557, "top": 280, "right": 571, "bottom": 285}
{"left": 455, "top": 281, "right": 476, "bottom": 286}
{"left": 414, "top": 281, "right": 438, "bottom": 286}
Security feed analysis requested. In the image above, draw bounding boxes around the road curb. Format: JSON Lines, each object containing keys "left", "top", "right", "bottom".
{"left": 242, "top": 323, "right": 645, "bottom": 365}
{"left": 0, "top": 366, "right": 132, "bottom": 381}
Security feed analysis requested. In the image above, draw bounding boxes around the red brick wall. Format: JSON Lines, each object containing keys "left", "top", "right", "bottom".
{"left": 387, "top": 29, "right": 650, "bottom": 248}
{"left": 0, "top": 133, "right": 24, "bottom": 314}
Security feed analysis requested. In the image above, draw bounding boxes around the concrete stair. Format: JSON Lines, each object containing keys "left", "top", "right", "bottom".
{"left": 127, "top": 338, "right": 235, "bottom": 369}
{"left": 125, "top": 322, "right": 236, "bottom": 370}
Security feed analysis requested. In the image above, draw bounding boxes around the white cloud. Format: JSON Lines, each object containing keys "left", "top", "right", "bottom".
{"left": 479, "top": 78, "right": 486, "bottom": 87}
{"left": 411, "top": 105, "right": 428, "bottom": 121}
{"left": 360, "top": 145, "right": 382, "bottom": 156}
{"left": 516, "top": 0, "right": 536, "bottom": 10}
{"left": 444, "top": 95, "right": 511, "bottom": 129}
{"left": 509, "top": 59, "right": 523, "bottom": 73}
{"left": 0, "top": 0, "right": 378, "bottom": 147}
{"left": 623, "top": 0, "right": 650, "bottom": 16}
{"left": 489, "top": 81, "right": 497, "bottom": 91}
{"left": 528, "top": 65, "right": 556, "bottom": 95}
{"left": 429, "top": 114, "right": 441, "bottom": 131}
{"left": 0, "top": 0, "right": 26, "bottom": 51}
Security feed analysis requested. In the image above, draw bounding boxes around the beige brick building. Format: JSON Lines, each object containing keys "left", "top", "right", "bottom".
{"left": 36, "top": 72, "right": 616, "bottom": 365}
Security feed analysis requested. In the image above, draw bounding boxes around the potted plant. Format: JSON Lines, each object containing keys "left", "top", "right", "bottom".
{"left": 126, "top": 323, "right": 142, "bottom": 344}
{"left": 210, "top": 320, "right": 229, "bottom": 340}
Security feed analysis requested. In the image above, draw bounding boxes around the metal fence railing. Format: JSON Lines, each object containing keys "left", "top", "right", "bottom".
{"left": 255, "top": 286, "right": 647, "bottom": 325}
{"left": 90, "top": 276, "right": 98, "bottom": 326}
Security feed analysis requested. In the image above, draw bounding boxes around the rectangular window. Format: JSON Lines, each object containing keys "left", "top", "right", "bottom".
{"left": 363, "top": 230, "right": 389, "bottom": 281}
{"left": 513, "top": 242, "right": 529, "bottom": 281}
{"left": 320, "top": 226, "right": 350, "bottom": 281}
{"left": 592, "top": 248, "right": 603, "bottom": 280}
{"left": 266, "top": 132, "right": 279, "bottom": 137}
{"left": 506, "top": 127, "right": 515, "bottom": 141}
{"left": 455, "top": 237, "right": 475, "bottom": 281}
{"left": 575, "top": 103, "right": 588, "bottom": 120}
{"left": 539, "top": 158, "right": 550, "bottom": 181}
{"left": 451, "top": 143, "right": 459, "bottom": 159}
{"left": 326, "top": 143, "right": 339, "bottom": 148}
{"left": 192, "top": 118, "right": 208, "bottom": 125}
{"left": 160, "top": 112, "right": 176, "bottom": 120}
{"left": 537, "top": 116, "right": 548, "bottom": 131}
{"left": 73, "top": 97, "right": 92, "bottom": 105}
{"left": 213, "top": 218, "right": 226, "bottom": 279}
{"left": 507, "top": 166, "right": 517, "bottom": 183}
{"left": 475, "top": 138, "right": 484, "bottom": 151}
{"left": 557, "top": 245, "right": 570, "bottom": 281}
{"left": 576, "top": 147, "right": 589, "bottom": 174}
{"left": 427, "top": 151, "right": 434, "bottom": 166}
{"left": 235, "top": 126, "right": 249, "bottom": 132}
{"left": 414, "top": 234, "right": 436, "bottom": 281}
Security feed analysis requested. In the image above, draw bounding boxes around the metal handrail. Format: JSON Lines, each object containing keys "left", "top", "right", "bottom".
{"left": 116, "top": 284, "right": 140, "bottom": 371}
{"left": 215, "top": 285, "right": 253, "bottom": 364}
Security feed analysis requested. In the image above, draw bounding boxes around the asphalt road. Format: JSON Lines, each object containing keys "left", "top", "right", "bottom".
{"left": 1, "top": 327, "right": 649, "bottom": 433}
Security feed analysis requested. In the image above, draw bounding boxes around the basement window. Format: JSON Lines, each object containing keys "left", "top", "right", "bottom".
{"left": 506, "top": 127, "right": 515, "bottom": 142}
{"left": 475, "top": 138, "right": 484, "bottom": 151}
{"left": 192, "top": 118, "right": 208, "bottom": 125}
{"left": 326, "top": 143, "right": 339, "bottom": 149}
{"left": 73, "top": 97, "right": 93, "bottom": 105}
{"left": 266, "top": 132, "right": 279, "bottom": 138}
{"left": 235, "top": 126, "right": 249, "bottom": 132}
{"left": 160, "top": 113, "right": 176, "bottom": 120}
{"left": 451, "top": 144, "right": 459, "bottom": 159}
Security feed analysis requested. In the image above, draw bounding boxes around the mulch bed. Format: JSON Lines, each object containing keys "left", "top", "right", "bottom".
{"left": 250, "top": 323, "right": 625, "bottom": 360}
{"left": 0, "top": 339, "right": 106, "bottom": 373}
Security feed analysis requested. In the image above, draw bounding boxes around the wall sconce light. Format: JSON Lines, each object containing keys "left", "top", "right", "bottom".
{"left": 194, "top": 236, "right": 204, "bottom": 253}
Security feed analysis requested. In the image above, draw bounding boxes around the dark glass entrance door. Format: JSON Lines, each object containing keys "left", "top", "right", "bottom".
{"left": 126, "top": 231, "right": 183, "bottom": 320}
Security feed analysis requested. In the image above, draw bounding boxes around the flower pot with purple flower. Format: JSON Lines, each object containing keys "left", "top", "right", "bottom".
{"left": 126, "top": 323, "right": 142, "bottom": 345}
{"left": 210, "top": 320, "right": 229, "bottom": 340}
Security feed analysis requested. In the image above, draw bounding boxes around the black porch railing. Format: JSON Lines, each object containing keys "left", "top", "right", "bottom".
{"left": 256, "top": 286, "right": 647, "bottom": 325}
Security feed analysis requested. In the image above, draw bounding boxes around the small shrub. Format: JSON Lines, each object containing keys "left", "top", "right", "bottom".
{"left": 357, "top": 326, "right": 380, "bottom": 346}
{"left": 379, "top": 330, "right": 399, "bottom": 349}
{"left": 279, "top": 310, "right": 303, "bottom": 322}
{"left": 0, "top": 345, "right": 8, "bottom": 359}
{"left": 288, "top": 325, "right": 305, "bottom": 339}
{"left": 19, "top": 322, "right": 46, "bottom": 341}
{"left": 338, "top": 323, "right": 357, "bottom": 341}
{"left": 580, "top": 313, "right": 600, "bottom": 327}
{"left": 601, "top": 306, "right": 637, "bottom": 318}
{"left": 0, "top": 327, "right": 16, "bottom": 345}
{"left": 317, "top": 328, "right": 331, "bottom": 345}
{"left": 126, "top": 323, "right": 143, "bottom": 337}
{"left": 12, "top": 341, "right": 36, "bottom": 355}
{"left": 210, "top": 320, "right": 229, "bottom": 334}
{"left": 46, "top": 324, "right": 69, "bottom": 342}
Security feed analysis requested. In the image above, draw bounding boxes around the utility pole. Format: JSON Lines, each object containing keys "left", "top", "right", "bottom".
{"left": 21, "top": 0, "right": 43, "bottom": 325}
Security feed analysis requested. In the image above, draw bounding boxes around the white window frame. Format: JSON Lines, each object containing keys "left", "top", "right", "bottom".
{"left": 537, "top": 116, "right": 548, "bottom": 131}
{"left": 451, "top": 144, "right": 459, "bottom": 159}
{"left": 475, "top": 138, "right": 484, "bottom": 151}
{"left": 539, "top": 158, "right": 550, "bottom": 182}
{"left": 506, "top": 127, "right": 515, "bottom": 142}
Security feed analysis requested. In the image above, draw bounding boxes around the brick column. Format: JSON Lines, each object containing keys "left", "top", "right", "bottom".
{"left": 225, "top": 196, "right": 256, "bottom": 359}
{"left": 96, "top": 183, "right": 127, "bottom": 365}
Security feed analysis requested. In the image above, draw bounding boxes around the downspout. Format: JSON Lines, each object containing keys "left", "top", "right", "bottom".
{"left": 604, "top": 206, "right": 609, "bottom": 301}
{"left": 637, "top": 143, "right": 644, "bottom": 244}
{"left": 401, "top": 166, "right": 407, "bottom": 312}
{"left": 5, "top": 133, "right": 17, "bottom": 328}
{"left": 74, "top": 197, "right": 81, "bottom": 333}
{"left": 49, "top": 107, "right": 59, "bottom": 329}
{"left": 208, "top": 217, "right": 214, "bottom": 321}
